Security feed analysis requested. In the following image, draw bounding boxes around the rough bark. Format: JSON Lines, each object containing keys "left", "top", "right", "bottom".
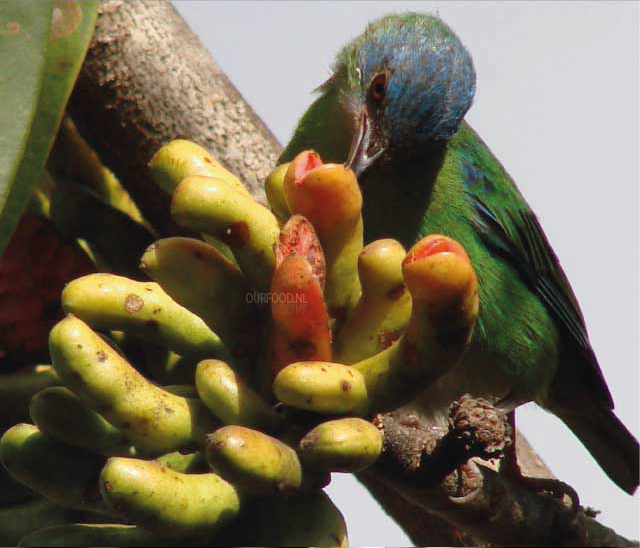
{"left": 358, "top": 400, "right": 637, "bottom": 547}
{"left": 67, "top": 0, "right": 276, "bottom": 235}
{"left": 66, "top": 2, "right": 637, "bottom": 546}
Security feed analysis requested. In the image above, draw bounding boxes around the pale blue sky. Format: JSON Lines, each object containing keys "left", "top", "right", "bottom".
{"left": 175, "top": 2, "right": 639, "bottom": 544}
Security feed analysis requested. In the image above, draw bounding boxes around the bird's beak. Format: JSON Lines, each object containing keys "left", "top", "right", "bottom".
{"left": 345, "top": 110, "right": 385, "bottom": 178}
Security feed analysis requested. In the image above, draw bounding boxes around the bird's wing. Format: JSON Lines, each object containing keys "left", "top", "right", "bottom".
{"left": 467, "top": 185, "right": 614, "bottom": 410}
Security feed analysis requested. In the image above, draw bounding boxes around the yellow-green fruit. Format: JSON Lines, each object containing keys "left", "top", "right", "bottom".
{"left": 149, "top": 139, "right": 250, "bottom": 197}
{"left": 49, "top": 183, "right": 155, "bottom": 281}
{"left": 349, "top": 234, "right": 479, "bottom": 413}
{"left": 100, "top": 457, "right": 242, "bottom": 537}
{"left": 202, "top": 234, "right": 238, "bottom": 264}
{"left": 100, "top": 443, "right": 138, "bottom": 458}
{"left": 358, "top": 239, "right": 407, "bottom": 295}
{"left": 29, "top": 386, "right": 124, "bottom": 451}
{"left": 205, "top": 425, "right": 302, "bottom": 497}
{"left": 196, "top": 359, "right": 281, "bottom": 430}
{"left": 148, "top": 139, "right": 241, "bottom": 262}
{"left": 265, "top": 162, "right": 291, "bottom": 221}
{"left": 62, "top": 273, "right": 228, "bottom": 359}
{"left": 171, "top": 175, "right": 279, "bottom": 290}
{"left": 18, "top": 523, "right": 171, "bottom": 548}
{"left": 162, "top": 384, "right": 198, "bottom": 398}
{"left": 251, "top": 491, "right": 349, "bottom": 547}
{"left": 0, "top": 365, "right": 60, "bottom": 430}
{"left": 298, "top": 418, "right": 382, "bottom": 472}
{"left": 99, "top": 168, "right": 148, "bottom": 226}
{"left": 0, "top": 424, "right": 107, "bottom": 512}
{"left": 49, "top": 316, "right": 218, "bottom": 454}
{"left": 0, "top": 499, "right": 75, "bottom": 547}
{"left": 335, "top": 239, "right": 411, "bottom": 364}
{"left": 140, "top": 344, "right": 196, "bottom": 386}
{"left": 140, "top": 238, "right": 254, "bottom": 351}
{"left": 52, "top": 116, "right": 148, "bottom": 226}
{"left": 349, "top": 343, "right": 398, "bottom": 413}
{"left": 153, "top": 451, "right": 208, "bottom": 474}
{"left": 273, "top": 362, "right": 368, "bottom": 415}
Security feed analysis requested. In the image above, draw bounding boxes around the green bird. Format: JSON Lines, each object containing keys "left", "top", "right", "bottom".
{"left": 280, "top": 13, "right": 638, "bottom": 494}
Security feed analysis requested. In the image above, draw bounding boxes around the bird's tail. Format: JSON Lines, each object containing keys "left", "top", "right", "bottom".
{"left": 558, "top": 407, "right": 639, "bottom": 495}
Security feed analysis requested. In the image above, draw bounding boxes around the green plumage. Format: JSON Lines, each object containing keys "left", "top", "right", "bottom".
{"left": 281, "top": 13, "right": 638, "bottom": 494}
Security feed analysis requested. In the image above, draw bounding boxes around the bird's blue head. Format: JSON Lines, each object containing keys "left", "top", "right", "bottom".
{"left": 327, "top": 13, "right": 476, "bottom": 176}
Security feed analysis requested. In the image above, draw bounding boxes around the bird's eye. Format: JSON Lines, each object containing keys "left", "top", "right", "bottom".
{"left": 370, "top": 73, "right": 387, "bottom": 104}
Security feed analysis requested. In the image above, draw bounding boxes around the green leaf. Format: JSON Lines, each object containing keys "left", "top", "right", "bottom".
{"left": 0, "top": 2, "right": 52, "bottom": 250}
{"left": 0, "top": 1, "right": 99, "bottom": 253}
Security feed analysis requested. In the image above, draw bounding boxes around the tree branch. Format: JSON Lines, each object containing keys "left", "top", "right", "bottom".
{"left": 67, "top": 0, "right": 277, "bottom": 235}
{"left": 66, "top": 2, "right": 636, "bottom": 546}
{"left": 357, "top": 400, "right": 638, "bottom": 547}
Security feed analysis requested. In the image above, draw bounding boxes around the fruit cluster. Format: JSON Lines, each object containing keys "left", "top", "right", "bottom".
{"left": 0, "top": 140, "right": 479, "bottom": 546}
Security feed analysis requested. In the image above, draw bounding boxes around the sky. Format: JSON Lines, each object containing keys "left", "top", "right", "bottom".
{"left": 174, "top": 2, "right": 639, "bottom": 544}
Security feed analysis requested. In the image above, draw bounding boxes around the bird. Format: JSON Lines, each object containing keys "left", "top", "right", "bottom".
{"left": 279, "top": 12, "right": 639, "bottom": 495}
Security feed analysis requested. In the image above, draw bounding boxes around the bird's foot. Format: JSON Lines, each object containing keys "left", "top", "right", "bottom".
{"left": 499, "top": 408, "right": 581, "bottom": 512}
{"left": 501, "top": 450, "right": 581, "bottom": 513}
